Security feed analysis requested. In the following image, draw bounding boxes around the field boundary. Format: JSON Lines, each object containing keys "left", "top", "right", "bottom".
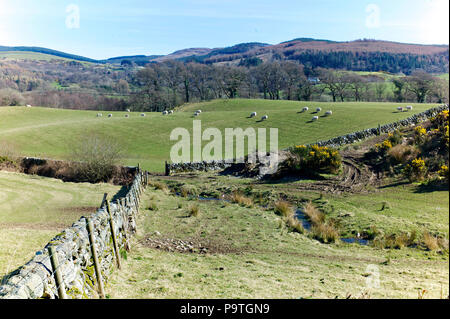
{"left": 165, "top": 104, "right": 449, "bottom": 175}
{"left": 0, "top": 168, "right": 149, "bottom": 299}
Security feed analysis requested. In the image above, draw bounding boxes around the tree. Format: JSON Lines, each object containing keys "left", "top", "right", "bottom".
{"left": 71, "top": 134, "right": 123, "bottom": 183}
{"left": 405, "top": 71, "right": 437, "bottom": 103}
{"left": 431, "top": 78, "right": 449, "bottom": 104}
{"left": 317, "top": 68, "right": 350, "bottom": 102}
{"left": 375, "top": 81, "right": 387, "bottom": 102}
{"left": 115, "top": 79, "right": 130, "bottom": 94}
{"left": 215, "top": 66, "right": 247, "bottom": 99}
{"left": 280, "top": 61, "right": 305, "bottom": 100}
{"left": 392, "top": 77, "right": 407, "bottom": 102}
{"left": 347, "top": 73, "right": 367, "bottom": 102}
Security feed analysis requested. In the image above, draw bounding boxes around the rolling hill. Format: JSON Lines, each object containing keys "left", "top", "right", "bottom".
{"left": 0, "top": 99, "right": 437, "bottom": 172}
{"left": 1, "top": 39, "right": 448, "bottom": 73}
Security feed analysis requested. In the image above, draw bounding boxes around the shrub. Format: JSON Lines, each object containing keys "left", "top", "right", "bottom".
{"left": 438, "top": 165, "right": 449, "bottom": 182}
{"left": 430, "top": 110, "right": 449, "bottom": 149}
{"left": 288, "top": 145, "right": 342, "bottom": 175}
{"left": 386, "top": 130, "right": 403, "bottom": 146}
{"left": 414, "top": 126, "right": 427, "bottom": 145}
{"left": 71, "top": 134, "right": 123, "bottom": 183}
{"left": 388, "top": 144, "right": 417, "bottom": 164}
{"left": 375, "top": 139, "right": 392, "bottom": 153}
{"left": 0, "top": 88, "right": 25, "bottom": 106}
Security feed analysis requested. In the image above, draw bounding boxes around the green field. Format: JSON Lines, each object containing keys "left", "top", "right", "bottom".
{"left": 0, "top": 100, "right": 437, "bottom": 172}
{"left": 0, "top": 51, "right": 72, "bottom": 62}
{"left": 105, "top": 180, "right": 448, "bottom": 299}
{"left": 0, "top": 171, "right": 120, "bottom": 278}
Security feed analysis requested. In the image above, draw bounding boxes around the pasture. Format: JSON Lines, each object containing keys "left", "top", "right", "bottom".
{"left": 106, "top": 181, "right": 449, "bottom": 299}
{"left": 0, "top": 171, "right": 119, "bottom": 278}
{"left": 0, "top": 99, "right": 436, "bottom": 172}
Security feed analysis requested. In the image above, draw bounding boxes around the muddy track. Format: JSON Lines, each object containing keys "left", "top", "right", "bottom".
{"left": 294, "top": 154, "right": 382, "bottom": 194}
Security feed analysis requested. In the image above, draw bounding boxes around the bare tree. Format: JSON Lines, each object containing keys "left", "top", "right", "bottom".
{"left": 280, "top": 61, "right": 305, "bottom": 100}
{"left": 405, "top": 71, "right": 437, "bottom": 103}
{"left": 71, "top": 134, "right": 124, "bottom": 183}
{"left": 347, "top": 73, "right": 367, "bottom": 102}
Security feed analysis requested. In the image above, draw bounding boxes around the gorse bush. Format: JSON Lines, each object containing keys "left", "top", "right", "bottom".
{"left": 430, "top": 110, "right": 449, "bottom": 149}
{"left": 287, "top": 145, "right": 342, "bottom": 175}
{"left": 403, "top": 158, "right": 427, "bottom": 182}
{"left": 438, "top": 165, "right": 449, "bottom": 183}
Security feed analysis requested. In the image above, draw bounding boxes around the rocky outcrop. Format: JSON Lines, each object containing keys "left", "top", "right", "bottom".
{"left": 0, "top": 170, "right": 148, "bottom": 299}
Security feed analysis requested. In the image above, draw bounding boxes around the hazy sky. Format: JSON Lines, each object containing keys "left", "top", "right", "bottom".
{"left": 0, "top": 0, "right": 448, "bottom": 59}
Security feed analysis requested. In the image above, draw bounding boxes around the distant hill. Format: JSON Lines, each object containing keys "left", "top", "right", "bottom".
{"left": 0, "top": 46, "right": 101, "bottom": 63}
{"left": 1, "top": 38, "right": 448, "bottom": 73}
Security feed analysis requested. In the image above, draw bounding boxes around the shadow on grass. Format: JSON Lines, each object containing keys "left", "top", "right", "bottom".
{"left": 414, "top": 181, "right": 449, "bottom": 193}
{"left": 378, "top": 181, "right": 411, "bottom": 189}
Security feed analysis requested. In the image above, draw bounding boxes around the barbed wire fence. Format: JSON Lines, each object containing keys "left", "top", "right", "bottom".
{"left": 0, "top": 167, "right": 149, "bottom": 299}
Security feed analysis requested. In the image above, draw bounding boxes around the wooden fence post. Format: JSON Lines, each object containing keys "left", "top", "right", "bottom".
{"left": 105, "top": 199, "right": 122, "bottom": 270}
{"left": 86, "top": 218, "right": 105, "bottom": 299}
{"left": 48, "top": 246, "right": 67, "bottom": 299}
{"left": 165, "top": 161, "right": 170, "bottom": 176}
{"left": 100, "top": 193, "right": 108, "bottom": 208}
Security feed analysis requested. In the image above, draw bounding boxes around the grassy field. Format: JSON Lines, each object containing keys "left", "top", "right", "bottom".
{"left": 0, "top": 171, "right": 120, "bottom": 278}
{"left": 0, "top": 51, "right": 72, "bottom": 62}
{"left": 106, "top": 180, "right": 448, "bottom": 299}
{"left": 0, "top": 99, "right": 437, "bottom": 172}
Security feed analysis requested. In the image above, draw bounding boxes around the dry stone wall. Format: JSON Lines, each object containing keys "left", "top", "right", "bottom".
{"left": 0, "top": 169, "right": 148, "bottom": 299}
{"left": 165, "top": 104, "right": 449, "bottom": 175}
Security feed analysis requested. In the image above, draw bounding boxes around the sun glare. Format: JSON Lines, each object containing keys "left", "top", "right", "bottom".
{"left": 419, "top": 0, "right": 449, "bottom": 44}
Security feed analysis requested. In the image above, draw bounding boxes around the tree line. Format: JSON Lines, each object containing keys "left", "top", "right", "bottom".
{"left": 130, "top": 60, "right": 449, "bottom": 112}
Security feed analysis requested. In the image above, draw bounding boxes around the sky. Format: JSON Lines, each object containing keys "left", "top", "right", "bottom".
{"left": 0, "top": 0, "right": 448, "bottom": 60}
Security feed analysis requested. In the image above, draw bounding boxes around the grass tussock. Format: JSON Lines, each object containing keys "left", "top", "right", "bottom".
{"left": 231, "top": 193, "right": 254, "bottom": 208}
{"left": 373, "top": 231, "right": 417, "bottom": 249}
{"left": 303, "top": 201, "right": 325, "bottom": 225}
{"left": 423, "top": 232, "right": 442, "bottom": 251}
{"left": 180, "top": 184, "right": 198, "bottom": 198}
{"left": 150, "top": 181, "right": 169, "bottom": 192}
{"left": 388, "top": 144, "right": 418, "bottom": 164}
{"left": 311, "top": 222, "right": 339, "bottom": 243}
{"left": 187, "top": 204, "right": 200, "bottom": 217}
{"left": 274, "top": 201, "right": 294, "bottom": 217}
{"left": 274, "top": 201, "right": 304, "bottom": 234}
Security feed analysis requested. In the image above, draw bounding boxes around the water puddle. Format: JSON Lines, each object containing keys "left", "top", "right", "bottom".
{"left": 295, "top": 209, "right": 370, "bottom": 246}
{"left": 295, "top": 209, "right": 312, "bottom": 230}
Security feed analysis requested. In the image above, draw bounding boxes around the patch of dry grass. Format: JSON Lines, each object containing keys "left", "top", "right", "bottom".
{"left": 187, "top": 204, "right": 200, "bottom": 217}
{"left": 230, "top": 193, "right": 254, "bottom": 208}
{"left": 303, "top": 201, "right": 325, "bottom": 225}
{"left": 274, "top": 201, "right": 304, "bottom": 234}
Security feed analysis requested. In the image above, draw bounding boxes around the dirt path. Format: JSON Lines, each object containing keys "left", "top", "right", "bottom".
{"left": 293, "top": 149, "right": 382, "bottom": 194}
